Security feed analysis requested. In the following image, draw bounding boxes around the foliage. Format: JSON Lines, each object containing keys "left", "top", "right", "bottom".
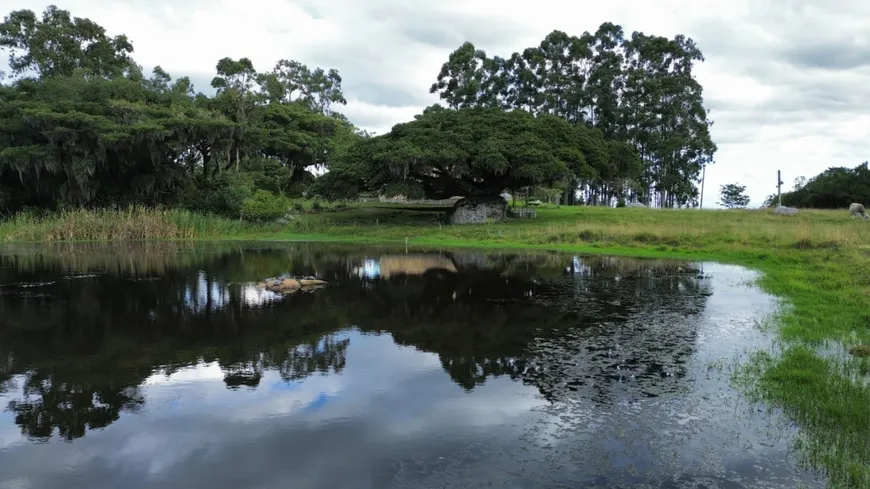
{"left": 176, "top": 173, "right": 253, "bottom": 218}
{"left": 0, "top": 5, "right": 134, "bottom": 78}
{"left": 0, "top": 4, "right": 355, "bottom": 215}
{"left": 780, "top": 162, "right": 870, "bottom": 209}
{"left": 718, "top": 183, "right": 750, "bottom": 208}
{"left": 0, "top": 4, "right": 721, "bottom": 212}
{"left": 324, "top": 106, "right": 639, "bottom": 200}
{"left": 428, "top": 24, "right": 716, "bottom": 207}
{"left": 240, "top": 189, "right": 289, "bottom": 221}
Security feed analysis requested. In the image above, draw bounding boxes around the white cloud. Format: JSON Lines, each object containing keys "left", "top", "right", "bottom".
{"left": 3, "top": 0, "right": 868, "bottom": 206}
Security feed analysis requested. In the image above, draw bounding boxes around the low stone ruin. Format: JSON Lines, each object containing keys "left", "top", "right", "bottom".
{"left": 256, "top": 275, "right": 328, "bottom": 294}
{"left": 447, "top": 196, "right": 507, "bottom": 225}
{"left": 774, "top": 205, "right": 799, "bottom": 216}
{"left": 849, "top": 203, "right": 869, "bottom": 219}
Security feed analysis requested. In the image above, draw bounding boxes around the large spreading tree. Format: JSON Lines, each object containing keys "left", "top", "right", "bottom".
{"left": 319, "top": 105, "right": 640, "bottom": 202}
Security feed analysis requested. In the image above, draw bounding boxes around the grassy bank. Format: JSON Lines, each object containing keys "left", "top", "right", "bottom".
{"left": 2, "top": 203, "right": 869, "bottom": 487}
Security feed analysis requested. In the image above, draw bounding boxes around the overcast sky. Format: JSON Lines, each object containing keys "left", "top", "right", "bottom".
{"left": 3, "top": 0, "right": 869, "bottom": 206}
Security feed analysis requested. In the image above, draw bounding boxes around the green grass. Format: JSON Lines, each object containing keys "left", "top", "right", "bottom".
{"left": 2, "top": 202, "right": 870, "bottom": 487}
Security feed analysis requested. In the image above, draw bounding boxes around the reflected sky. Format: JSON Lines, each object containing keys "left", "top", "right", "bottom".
{"left": 0, "top": 244, "right": 824, "bottom": 489}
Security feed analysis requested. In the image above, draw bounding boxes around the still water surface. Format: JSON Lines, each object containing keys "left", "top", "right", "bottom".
{"left": 0, "top": 242, "right": 822, "bottom": 489}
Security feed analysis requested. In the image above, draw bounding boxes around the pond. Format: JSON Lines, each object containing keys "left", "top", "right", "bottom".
{"left": 0, "top": 242, "right": 823, "bottom": 489}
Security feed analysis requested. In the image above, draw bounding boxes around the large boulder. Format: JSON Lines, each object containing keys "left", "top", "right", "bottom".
{"left": 849, "top": 202, "right": 869, "bottom": 219}
{"left": 774, "top": 205, "right": 799, "bottom": 216}
{"left": 447, "top": 196, "right": 507, "bottom": 225}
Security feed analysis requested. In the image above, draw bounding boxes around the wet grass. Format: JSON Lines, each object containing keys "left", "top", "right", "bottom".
{"left": 2, "top": 202, "right": 869, "bottom": 487}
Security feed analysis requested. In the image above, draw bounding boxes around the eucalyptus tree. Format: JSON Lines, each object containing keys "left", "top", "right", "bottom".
{"left": 429, "top": 22, "right": 716, "bottom": 207}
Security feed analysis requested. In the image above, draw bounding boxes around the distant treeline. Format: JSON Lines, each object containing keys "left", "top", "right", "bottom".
{"left": 768, "top": 162, "right": 870, "bottom": 209}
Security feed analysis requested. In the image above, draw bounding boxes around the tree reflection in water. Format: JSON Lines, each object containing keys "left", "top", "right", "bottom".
{"left": 0, "top": 243, "right": 710, "bottom": 441}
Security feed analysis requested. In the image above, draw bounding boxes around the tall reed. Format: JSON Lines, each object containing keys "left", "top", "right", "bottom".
{"left": 0, "top": 207, "right": 260, "bottom": 242}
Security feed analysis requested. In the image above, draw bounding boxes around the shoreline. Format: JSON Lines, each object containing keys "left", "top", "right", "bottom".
{"left": 2, "top": 206, "right": 869, "bottom": 487}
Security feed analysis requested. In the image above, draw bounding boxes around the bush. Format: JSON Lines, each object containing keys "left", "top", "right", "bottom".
{"left": 240, "top": 190, "right": 290, "bottom": 222}
{"left": 177, "top": 174, "right": 253, "bottom": 218}
{"left": 309, "top": 172, "right": 360, "bottom": 201}
{"left": 383, "top": 182, "right": 425, "bottom": 200}
{"left": 311, "top": 201, "right": 323, "bottom": 212}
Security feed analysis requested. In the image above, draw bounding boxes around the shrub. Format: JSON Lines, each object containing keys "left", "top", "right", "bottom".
{"left": 240, "top": 190, "right": 290, "bottom": 222}
{"left": 177, "top": 174, "right": 253, "bottom": 218}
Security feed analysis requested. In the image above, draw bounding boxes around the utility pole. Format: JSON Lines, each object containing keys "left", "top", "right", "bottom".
{"left": 777, "top": 170, "right": 783, "bottom": 207}
{"left": 699, "top": 164, "right": 706, "bottom": 208}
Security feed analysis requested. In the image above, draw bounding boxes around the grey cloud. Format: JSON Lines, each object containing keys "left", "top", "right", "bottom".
{"left": 284, "top": 0, "right": 534, "bottom": 109}
{"left": 386, "top": 11, "right": 531, "bottom": 52}
{"left": 686, "top": 2, "right": 870, "bottom": 153}
{"left": 342, "top": 111, "right": 403, "bottom": 134}
{"left": 343, "top": 80, "right": 426, "bottom": 107}
{"left": 782, "top": 42, "right": 870, "bottom": 70}
{"left": 304, "top": 51, "right": 435, "bottom": 108}
{"left": 398, "top": 24, "right": 466, "bottom": 50}
{"left": 299, "top": 45, "right": 433, "bottom": 110}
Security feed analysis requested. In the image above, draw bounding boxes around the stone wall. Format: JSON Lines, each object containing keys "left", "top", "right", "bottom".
{"left": 375, "top": 195, "right": 462, "bottom": 206}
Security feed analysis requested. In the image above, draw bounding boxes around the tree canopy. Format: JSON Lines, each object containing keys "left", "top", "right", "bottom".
{"left": 1, "top": 4, "right": 719, "bottom": 215}
{"left": 718, "top": 183, "right": 750, "bottom": 209}
{"left": 425, "top": 24, "right": 717, "bottom": 207}
{"left": 0, "top": 5, "right": 358, "bottom": 215}
{"left": 319, "top": 105, "right": 640, "bottom": 200}
{"left": 773, "top": 162, "right": 870, "bottom": 209}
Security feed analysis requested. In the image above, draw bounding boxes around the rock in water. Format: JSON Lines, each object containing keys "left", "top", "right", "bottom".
{"left": 774, "top": 205, "right": 799, "bottom": 215}
{"left": 447, "top": 196, "right": 507, "bottom": 225}
{"left": 281, "top": 278, "right": 301, "bottom": 289}
{"left": 299, "top": 279, "right": 327, "bottom": 286}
